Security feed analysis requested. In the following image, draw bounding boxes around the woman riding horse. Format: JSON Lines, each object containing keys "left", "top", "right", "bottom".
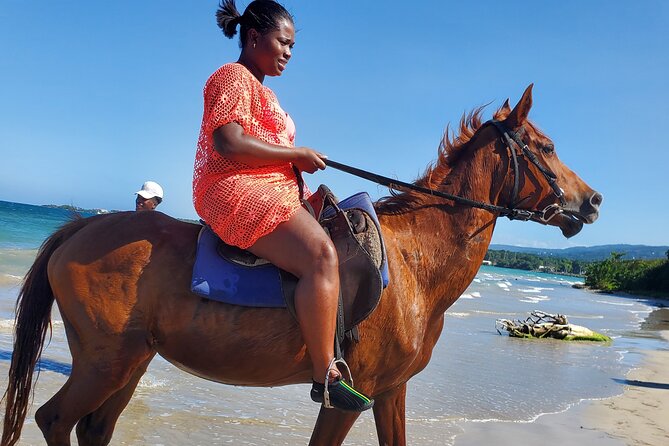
{"left": 193, "top": 0, "right": 372, "bottom": 412}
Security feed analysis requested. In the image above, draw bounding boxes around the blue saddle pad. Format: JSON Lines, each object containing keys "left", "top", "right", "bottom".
{"left": 190, "top": 191, "right": 388, "bottom": 307}
{"left": 190, "top": 226, "right": 287, "bottom": 307}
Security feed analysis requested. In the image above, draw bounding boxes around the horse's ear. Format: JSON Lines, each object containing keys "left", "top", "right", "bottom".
{"left": 501, "top": 98, "right": 511, "bottom": 112}
{"left": 504, "top": 84, "right": 533, "bottom": 129}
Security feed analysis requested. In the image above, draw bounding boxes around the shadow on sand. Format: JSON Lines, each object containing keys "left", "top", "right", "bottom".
{"left": 612, "top": 378, "right": 669, "bottom": 390}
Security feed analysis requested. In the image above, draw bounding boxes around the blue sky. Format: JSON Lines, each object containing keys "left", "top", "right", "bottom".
{"left": 1, "top": 1, "right": 667, "bottom": 248}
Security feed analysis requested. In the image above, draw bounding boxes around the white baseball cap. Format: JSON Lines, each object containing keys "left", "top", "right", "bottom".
{"left": 135, "top": 181, "right": 164, "bottom": 200}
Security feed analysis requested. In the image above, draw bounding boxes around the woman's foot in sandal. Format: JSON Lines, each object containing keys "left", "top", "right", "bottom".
{"left": 310, "top": 378, "right": 374, "bottom": 412}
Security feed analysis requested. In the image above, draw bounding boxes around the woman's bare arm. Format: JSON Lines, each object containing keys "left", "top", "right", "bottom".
{"left": 213, "top": 122, "right": 326, "bottom": 173}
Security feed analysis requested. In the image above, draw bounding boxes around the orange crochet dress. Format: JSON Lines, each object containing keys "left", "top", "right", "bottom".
{"left": 193, "top": 63, "right": 307, "bottom": 248}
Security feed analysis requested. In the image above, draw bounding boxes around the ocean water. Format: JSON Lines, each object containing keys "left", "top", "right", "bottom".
{"left": 0, "top": 200, "right": 96, "bottom": 287}
{"left": 0, "top": 200, "right": 664, "bottom": 445}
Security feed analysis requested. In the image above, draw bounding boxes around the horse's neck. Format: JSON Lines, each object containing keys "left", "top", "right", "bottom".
{"left": 383, "top": 142, "right": 506, "bottom": 315}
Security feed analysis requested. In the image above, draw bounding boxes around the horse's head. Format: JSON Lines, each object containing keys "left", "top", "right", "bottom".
{"left": 494, "top": 84, "right": 602, "bottom": 238}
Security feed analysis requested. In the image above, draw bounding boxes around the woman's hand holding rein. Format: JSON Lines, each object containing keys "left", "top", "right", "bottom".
{"left": 292, "top": 147, "right": 327, "bottom": 173}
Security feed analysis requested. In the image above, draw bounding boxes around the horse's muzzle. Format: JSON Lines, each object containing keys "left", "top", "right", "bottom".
{"left": 579, "top": 191, "right": 603, "bottom": 224}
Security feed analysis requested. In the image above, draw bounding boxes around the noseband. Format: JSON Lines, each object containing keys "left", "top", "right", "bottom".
{"left": 323, "top": 119, "right": 567, "bottom": 222}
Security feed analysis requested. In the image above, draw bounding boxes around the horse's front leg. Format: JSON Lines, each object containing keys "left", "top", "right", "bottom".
{"left": 308, "top": 406, "right": 361, "bottom": 446}
{"left": 372, "top": 383, "right": 407, "bottom": 446}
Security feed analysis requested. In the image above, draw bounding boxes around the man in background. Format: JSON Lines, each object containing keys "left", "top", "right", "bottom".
{"left": 135, "top": 181, "right": 164, "bottom": 211}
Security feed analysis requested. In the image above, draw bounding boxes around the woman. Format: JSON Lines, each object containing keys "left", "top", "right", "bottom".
{"left": 192, "top": 0, "right": 373, "bottom": 413}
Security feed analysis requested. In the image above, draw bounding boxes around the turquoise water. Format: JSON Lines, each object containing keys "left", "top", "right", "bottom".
{"left": 0, "top": 200, "right": 664, "bottom": 445}
{"left": 0, "top": 200, "right": 97, "bottom": 286}
{"left": 0, "top": 200, "right": 97, "bottom": 249}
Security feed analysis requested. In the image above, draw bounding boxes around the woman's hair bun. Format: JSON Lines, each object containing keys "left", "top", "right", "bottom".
{"left": 216, "top": 0, "right": 242, "bottom": 39}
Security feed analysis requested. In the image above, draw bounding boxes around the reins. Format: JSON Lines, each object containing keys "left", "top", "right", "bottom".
{"left": 323, "top": 120, "right": 566, "bottom": 223}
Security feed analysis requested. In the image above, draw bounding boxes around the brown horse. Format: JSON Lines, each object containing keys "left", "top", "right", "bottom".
{"left": 1, "top": 85, "right": 601, "bottom": 446}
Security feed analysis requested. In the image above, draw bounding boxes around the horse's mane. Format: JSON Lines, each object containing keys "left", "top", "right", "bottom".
{"left": 375, "top": 104, "right": 507, "bottom": 215}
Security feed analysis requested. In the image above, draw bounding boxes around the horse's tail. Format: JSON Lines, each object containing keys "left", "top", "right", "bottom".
{"left": 1, "top": 216, "right": 91, "bottom": 446}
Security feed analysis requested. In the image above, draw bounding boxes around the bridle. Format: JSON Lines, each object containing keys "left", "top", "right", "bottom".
{"left": 322, "top": 119, "right": 568, "bottom": 223}
{"left": 488, "top": 119, "right": 567, "bottom": 222}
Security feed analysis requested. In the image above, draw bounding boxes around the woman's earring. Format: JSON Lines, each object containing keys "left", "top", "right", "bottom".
{"left": 253, "top": 42, "right": 256, "bottom": 49}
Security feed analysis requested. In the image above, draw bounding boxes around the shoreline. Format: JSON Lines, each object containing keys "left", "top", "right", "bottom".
{"left": 580, "top": 286, "right": 669, "bottom": 303}
{"left": 584, "top": 331, "right": 669, "bottom": 445}
{"left": 454, "top": 308, "right": 669, "bottom": 446}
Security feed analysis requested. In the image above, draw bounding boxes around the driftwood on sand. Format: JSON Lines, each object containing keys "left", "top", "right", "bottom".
{"left": 496, "top": 310, "right": 611, "bottom": 342}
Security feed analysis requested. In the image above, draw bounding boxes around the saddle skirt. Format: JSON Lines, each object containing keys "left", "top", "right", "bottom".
{"left": 190, "top": 189, "right": 389, "bottom": 329}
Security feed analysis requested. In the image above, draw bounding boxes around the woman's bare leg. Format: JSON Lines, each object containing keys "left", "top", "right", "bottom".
{"left": 247, "top": 207, "right": 338, "bottom": 382}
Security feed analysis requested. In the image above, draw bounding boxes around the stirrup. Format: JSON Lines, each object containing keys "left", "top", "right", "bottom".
{"left": 323, "top": 357, "right": 353, "bottom": 409}
{"left": 310, "top": 359, "right": 374, "bottom": 412}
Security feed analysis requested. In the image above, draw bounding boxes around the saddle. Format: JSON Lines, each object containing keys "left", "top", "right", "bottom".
{"left": 190, "top": 185, "right": 389, "bottom": 333}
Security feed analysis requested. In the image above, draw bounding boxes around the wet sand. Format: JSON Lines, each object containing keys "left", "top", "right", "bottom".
{"left": 455, "top": 307, "right": 669, "bottom": 446}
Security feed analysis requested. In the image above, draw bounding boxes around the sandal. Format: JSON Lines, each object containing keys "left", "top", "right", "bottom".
{"left": 310, "top": 358, "right": 374, "bottom": 413}
{"left": 311, "top": 378, "right": 374, "bottom": 412}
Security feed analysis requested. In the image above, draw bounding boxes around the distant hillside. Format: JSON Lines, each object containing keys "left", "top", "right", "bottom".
{"left": 42, "top": 204, "right": 112, "bottom": 214}
{"left": 488, "top": 244, "right": 669, "bottom": 261}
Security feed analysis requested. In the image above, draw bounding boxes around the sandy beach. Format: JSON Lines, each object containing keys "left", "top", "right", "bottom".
{"left": 455, "top": 307, "right": 669, "bottom": 446}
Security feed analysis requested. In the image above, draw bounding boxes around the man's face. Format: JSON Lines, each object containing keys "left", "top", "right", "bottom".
{"left": 135, "top": 195, "right": 158, "bottom": 211}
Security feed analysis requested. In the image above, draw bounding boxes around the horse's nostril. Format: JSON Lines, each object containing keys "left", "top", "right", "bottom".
{"left": 590, "top": 192, "right": 603, "bottom": 207}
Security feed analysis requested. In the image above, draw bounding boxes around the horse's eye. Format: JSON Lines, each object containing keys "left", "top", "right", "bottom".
{"left": 541, "top": 144, "right": 555, "bottom": 154}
